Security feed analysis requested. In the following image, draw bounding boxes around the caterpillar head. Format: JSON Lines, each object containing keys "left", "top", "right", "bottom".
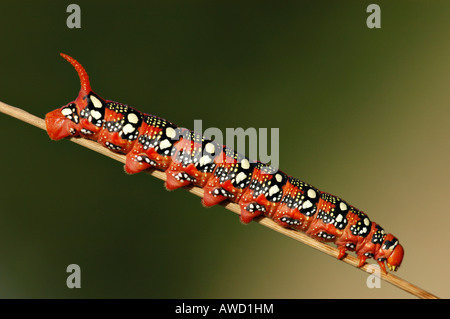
{"left": 379, "top": 234, "right": 404, "bottom": 272}
{"left": 45, "top": 53, "right": 98, "bottom": 140}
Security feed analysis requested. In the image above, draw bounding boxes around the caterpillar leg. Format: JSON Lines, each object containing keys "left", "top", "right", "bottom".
{"left": 358, "top": 255, "right": 368, "bottom": 268}
{"left": 274, "top": 213, "right": 304, "bottom": 229}
{"left": 337, "top": 245, "right": 384, "bottom": 272}
{"left": 125, "top": 152, "right": 158, "bottom": 174}
{"left": 202, "top": 182, "right": 236, "bottom": 207}
{"left": 377, "top": 260, "right": 387, "bottom": 274}
{"left": 239, "top": 198, "right": 267, "bottom": 224}
{"left": 238, "top": 187, "right": 283, "bottom": 224}
{"left": 165, "top": 162, "right": 198, "bottom": 190}
{"left": 338, "top": 246, "right": 347, "bottom": 260}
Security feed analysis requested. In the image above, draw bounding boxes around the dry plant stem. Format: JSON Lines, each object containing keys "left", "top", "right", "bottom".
{"left": 0, "top": 100, "right": 439, "bottom": 299}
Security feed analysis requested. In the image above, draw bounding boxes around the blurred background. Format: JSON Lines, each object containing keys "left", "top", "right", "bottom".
{"left": 0, "top": 0, "right": 449, "bottom": 299}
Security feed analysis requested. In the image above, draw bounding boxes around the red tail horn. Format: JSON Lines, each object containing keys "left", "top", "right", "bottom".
{"left": 60, "top": 53, "right": 91, "bottom": 93}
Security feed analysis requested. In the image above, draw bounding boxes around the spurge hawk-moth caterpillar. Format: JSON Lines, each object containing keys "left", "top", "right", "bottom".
{"left": 45, "top": 53, "right": 404, "bottom": 273}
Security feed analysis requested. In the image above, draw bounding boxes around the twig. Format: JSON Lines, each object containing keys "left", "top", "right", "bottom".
{"left": 0, "top": 100, "right": 440, "bottom": 299}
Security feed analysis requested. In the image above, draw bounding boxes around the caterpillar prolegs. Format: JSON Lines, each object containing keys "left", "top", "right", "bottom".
{"left": 45, "top": 54, "right": 404, "bottom": 274}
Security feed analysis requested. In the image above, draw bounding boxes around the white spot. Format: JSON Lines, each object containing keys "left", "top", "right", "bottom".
{"left": 127, "top": 113, "right": 139, "bottom": 124}
{"left": 241, "top": 159, "right": 250, "bottom": 170}
{"left": 269, "top": 185, "right": 280, "bottom": 196}
{"left": 205, "top": 143, "right": 215, "bottom": 154}
{"left": 336, "top": 214, "right": 343, "bottom": 223}
{"left": 275, "top": 174, "right": 282, "bottom": 183}
{"left": 307, "top": 189, "right": 317, "bottom": 199}
{"left": 91, "top": 110, "right": 102, "bottom": 120}
{"left": 165, "top": 127, "right": 176, "bottom": 139}
{"left": 90, "top": 95, "right": 103, "bottom": 109}
{"left": 160, "top": 139, "right": 172, "bottom": 150}
{"left": 364, "top": 218, "right": 370, "bottom": 226}
{"left": 235, "top": 172, "right": 247, "bottom": 184}
{"left": 302, "top": 200, "right": 313, "bottom": 209}
{"left": 61, "top": 108, "right": 72, "bottom": 116}
{"left": 199, "top": 156, "right": 212, "bottom": 166}
{"left": 340, "top": 202, "right": 348, "bottom": 211}
{"left": 122, "top": 123, "right": 135, "bottom": 134}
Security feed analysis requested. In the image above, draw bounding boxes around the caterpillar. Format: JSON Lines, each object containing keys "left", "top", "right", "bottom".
{"left": 45, "top": 53, "right": 404, "bottom": 274}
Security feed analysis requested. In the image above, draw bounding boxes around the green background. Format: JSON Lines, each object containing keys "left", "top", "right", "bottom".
{"left": 1, "top": 1, "right": 449, "bottom": 298}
